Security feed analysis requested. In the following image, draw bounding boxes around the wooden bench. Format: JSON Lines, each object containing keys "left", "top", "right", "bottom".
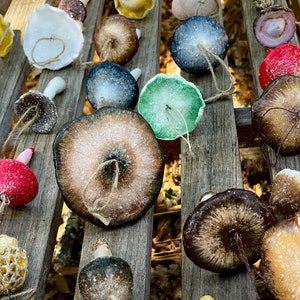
{"left": 0, "top": 0, "right": 300, "bottom": 299}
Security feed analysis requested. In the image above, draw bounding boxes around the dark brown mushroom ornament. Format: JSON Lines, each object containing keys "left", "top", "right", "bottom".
{"left": 183, "top": 189, "right": 276, "bottom": 272}
{"left": 53, "top": 106, "right": 164, "bottom": 228}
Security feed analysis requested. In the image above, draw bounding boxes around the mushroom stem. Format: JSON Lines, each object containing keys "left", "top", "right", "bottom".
{"left": 43, "top": 76, "right": 67, "bottom": 101}
{"left": 136, "top": 28, "right": 141, "bottom": 39}
{"left": 92, "top": 239, "right": 113, "bottom": 259}
{"left": 15, "top": 147, "right": 34, "bottom": 165}
{"left": 130, "top": 68, "right": 142, "bottom": 81}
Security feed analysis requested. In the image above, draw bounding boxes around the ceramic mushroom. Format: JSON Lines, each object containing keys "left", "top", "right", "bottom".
{"left": 268, "top": 168, "right": 300, "bottom": 221}
{"left": 260, "top": 213, "right": 300, "bottom": 299}
{"left": 170, "top": 16, "right": 229, "bottom": 74}
{"left": 252, "top": 74, "right": 300, "bottom": 155}
{"left": 259, "top": 44, "right": 300, "bottom": 89}
{"left": 23, "top": 4, "right": 84, "bottom": 70}
{"left": 0, "top": 235, "right": 28, "bottom": 296}
{"left": 114, "top": 0, "right": 156, "bottom": 19}
{"left": 0, "top": 147, "right": 38, "bottom": 209}
{"left": 253, "top": 5, "right": 295, "bottom": 48}
{"left": 0, "top": 14, "right": 14, "bottom": 58}
{"left": 183, "top": 189, "right": 276, "bottom": 272}
{"left": 53, "top": 106, "right": 164, "bottom": 228}
{"left": 86, "top": 63, "right": 141, "bottom": 110}
{"left": 14, "top": 76, "right": 66, "bottom": 134}
{"left": 94, "top": 14, "right": 140, "bottom": 65}
{"left": 137, "top": 73, "right": 205, "bottom": 141}
{"left": 58, "top": 0, "right": 88, "bottom": 22}
{"left": 78, "top": 239, "right": 133, "bottom": 299}
{"left": 171, "top": 0, "right": 219, "bottom": 20}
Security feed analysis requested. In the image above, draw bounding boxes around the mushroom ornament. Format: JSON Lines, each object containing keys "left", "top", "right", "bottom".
{"left": 14, "top": 76, "right": 67, "bottom": 134}
{"left": 171, "top": 0, "right": 219, "bottom": 20}
{"left": 53, "top": 106, "right": 164, "bottom": 228}
{"left": 0, "top": 235, "right": 28, "bottom": 296}
{"left": 183, "top": 189, "right": 276, "bottom": 272}
{"left": 0, "top": 14, "right": 14, "bottom": 58}
{"left": 258, "top": 44, "right": 300, "bottom": 90}
{"left": 253, "top": 5, "right": 296, "bottom": 48}
{"left": 114, "top": 0, "right": 156, "bottom": 19}
{"left": 170, "top": 16, "right": 229, "bottom": 75}
{"left": 86, "top": 63, "right": 141, "bottom": 110}
{"left": 79, "top": 239, "right": 133, "bottom": 300}
{"left": 137, "top": 74, "right": 205, "bottom": 142}
{"left": 94, "top": 14, "right": 140, "bottom": 65}
{"left": 260, "top": 213, "right": 300, "bottom": 299}
{"left": 0, "top": 147, "right": 38, "bottom": 210}
{"left": 252, "top": 74, "right": 300, "bottom": 155}
{"left": 58, "top": 0, "right": 89, "bottom": 22}
{"left": 23, "top": 4, "right": 84, "bottom": 70}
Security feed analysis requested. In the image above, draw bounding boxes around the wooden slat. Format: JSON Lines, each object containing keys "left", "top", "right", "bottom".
{"left": 240, "top": 0, "right": 300, "bottom": 178}
{"left": 73, "top": 1, "right": 162, "bottom": 299}
{"left": 0, "top": 0, "right": 105, "bottom": 298}
{"left": 0, "top": 31, "right": 29, "bottom": 148}
{"left": 180, "top": 1, "right": 257, "bottom": 298}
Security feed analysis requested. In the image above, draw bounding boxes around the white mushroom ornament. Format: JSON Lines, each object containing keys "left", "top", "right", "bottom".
{"left": 23, "top": 4, "right": 84, "bottom": 70}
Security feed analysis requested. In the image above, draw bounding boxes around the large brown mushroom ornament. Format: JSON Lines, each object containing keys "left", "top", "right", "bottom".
{"left": 183, "top": 189, "right": 276, "bottom": 272}
{"left": 53, "top": 106, "right": 164, "bottom": 228}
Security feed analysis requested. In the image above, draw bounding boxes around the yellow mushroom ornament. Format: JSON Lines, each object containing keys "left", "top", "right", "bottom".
{"left": 0, "top": 15, "right": 14, "bottom": 58}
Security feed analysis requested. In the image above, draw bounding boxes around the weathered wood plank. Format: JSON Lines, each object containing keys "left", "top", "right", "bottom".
{"left": 240, "top": 0, "right": 300, "bottom": 178}
{"left": 0, "top": 0, "right": 105, "bottom": 298}
{"left": 180, "top": 1, "right": 257, "bottom": 298}
{"left": 0, "top": 31, "right": 29, "bottom": 149}
{"left": 74, "top": 1, "right": 162, "bottom": 299}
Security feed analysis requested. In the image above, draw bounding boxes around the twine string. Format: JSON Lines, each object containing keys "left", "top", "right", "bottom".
{"left": 1, "top": 288, "right": 37, "bottom": 300}
{"left": 197, "top": 44, "right": 233, "bottom": 103}
{"left": 31, "top": 37, "right": 65, "bottom": 67}
{"left": 81, "top": 159, "right": 120, "bottom": 225}
{"left": 1, "top": 105, "right": 40, "bottom": 159}
{"left": 164, "top": 104, "right": 194, "bottom": 155}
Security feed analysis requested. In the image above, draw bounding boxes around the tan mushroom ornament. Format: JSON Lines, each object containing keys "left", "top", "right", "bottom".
{"left": 23, "top": 4, "right": 84, "bottom": 70}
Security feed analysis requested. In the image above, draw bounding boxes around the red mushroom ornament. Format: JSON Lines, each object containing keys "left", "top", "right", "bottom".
{"left": 259, "top": 44, "right": 300, "bottom": 89}
{"left": 0, "top": 148, "right": 39, "bottom": 209}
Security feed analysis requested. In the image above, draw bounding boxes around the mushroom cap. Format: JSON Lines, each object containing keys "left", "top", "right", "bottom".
{"left": 0, "top": 159, "right": 39, "bottom": 206}
{"left": 260, "top": 214, "right": 300, "bottom": 299}
{"left": 137, "top": 73, "right": 205, "bottom": 140}
{"left": 183, "top": 189, "right": 276, "bottom": 272}
{"left": 58, "top": 0, "right": 87, "bottom": 22}
{"left": 171, "top": 0, "right": 219, "bottom": 20}
{"left": 269, "top": 168, "right": 300, "bottom": 221}
{"left": 79, "top": 256, "right": 133, "bottom": 300}
{"left": 86, "top": 63, "right": 139, "bottom": 110}
{"left": 94, "top": 14, "right": 139, "bottom": 65}
{"left": 170, "top": 16, "right": 229, "bottom": 74}
{"left": 53, "top": 106, "right": 164, "bottom": 228}
{"left": 253, "top": 5, "right": 295, "bottom": 48}
{"left": 259, "top": 43, "right": 300, "bottom": 89}
{"left": 14, "top": 90, "right": 58, "bottom": 134}
{"left": 252, "top": 74, "right": 300, "bottom": 155}
{"left": 23, "top": 4, "right": 84, "bottom": 70}
{"left": 114, "top": 0, "right": 155, "bottom": 19}
{"left": 0, "top": 14, "right": 14, "bottom": 58}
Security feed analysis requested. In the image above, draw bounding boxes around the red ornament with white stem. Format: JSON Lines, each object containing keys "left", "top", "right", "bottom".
{"left": 0, "top": 147, "right": 39, "bottom": 210}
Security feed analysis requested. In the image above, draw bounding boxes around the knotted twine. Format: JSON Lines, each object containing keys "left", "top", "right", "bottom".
{"left": 81, "top": 159, "right": 120, "bottom": 226}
